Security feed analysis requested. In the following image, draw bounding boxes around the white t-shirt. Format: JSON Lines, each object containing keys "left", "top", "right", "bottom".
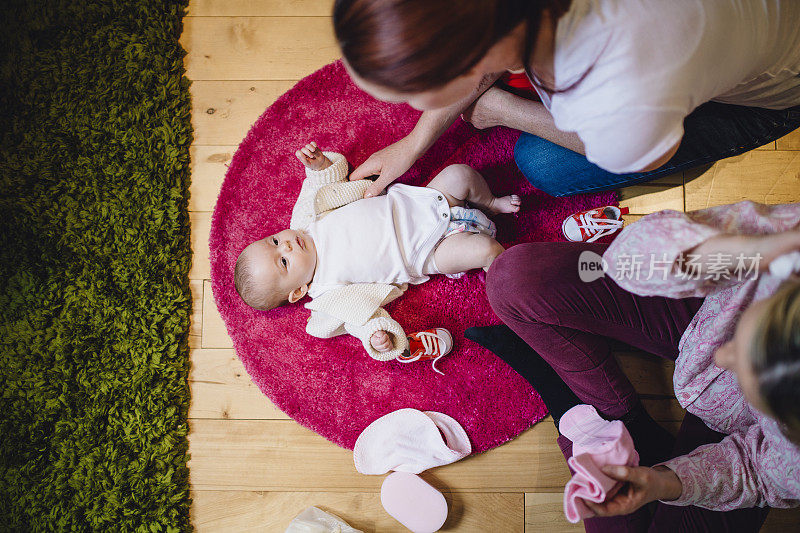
{"left": 306, "top": 184, "right": 451, "bottom": 299}
{"left": 541, "top": 0, "right": 800, "bottom": 173}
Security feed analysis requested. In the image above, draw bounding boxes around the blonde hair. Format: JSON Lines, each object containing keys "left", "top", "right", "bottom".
{"left": 234, "top": 244, "right": 287, "bottom": 311}
{"left": 750, "top": 280, "right": 800, "bottom": 442}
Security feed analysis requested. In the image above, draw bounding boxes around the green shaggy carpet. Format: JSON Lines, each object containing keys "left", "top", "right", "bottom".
{"left": 0, "top": 1, "right": 193, "bottom": 530}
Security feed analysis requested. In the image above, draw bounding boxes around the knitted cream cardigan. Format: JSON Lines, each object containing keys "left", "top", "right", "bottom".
{"left": 289, "top": 152, "right": 410, "bottom": 361}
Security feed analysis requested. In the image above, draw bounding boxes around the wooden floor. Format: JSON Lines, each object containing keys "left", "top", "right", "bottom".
{"left": 181, "top": 2, "right": 800, "bottom": 531}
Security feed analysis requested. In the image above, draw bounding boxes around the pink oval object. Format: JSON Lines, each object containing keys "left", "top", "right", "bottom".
{"left": 381, "top": 472, "right": 447, "bottom": 533}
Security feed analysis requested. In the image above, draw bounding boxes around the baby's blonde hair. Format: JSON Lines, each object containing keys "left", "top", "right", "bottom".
{"left": 234, "top": 243, "right": 287, "bottom": 311}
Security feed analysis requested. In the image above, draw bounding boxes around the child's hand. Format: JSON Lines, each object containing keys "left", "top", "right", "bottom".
{"left": 370, "top": 331, "right": 394, "bottom": 352}
{"left": 295, "top": 141, "right": 333, "bottom": 171}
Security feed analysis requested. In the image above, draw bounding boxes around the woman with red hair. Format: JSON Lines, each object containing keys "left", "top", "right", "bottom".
{"left": 334, "top": 0, "right": 800, "bottom": 198}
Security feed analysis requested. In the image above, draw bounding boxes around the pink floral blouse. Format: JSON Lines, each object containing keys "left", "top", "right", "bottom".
{"left": 604, "top": 200, "right": 800, "bottom": 511}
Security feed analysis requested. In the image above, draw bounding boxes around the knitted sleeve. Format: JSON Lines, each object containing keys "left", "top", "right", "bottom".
{"left": 306, "top": 310, "right": 348, "bottom": 339}
{"left": 306, "top": 308, "right": 409, "bottom": 362}
{"left": 344, "top": 308, "right": 409, "bottom": 362}
{"left": 290, "top": 152, "right": 349, "bottom": 230}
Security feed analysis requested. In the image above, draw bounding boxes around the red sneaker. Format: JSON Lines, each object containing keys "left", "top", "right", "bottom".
{"left": 562, "top": 206, "right": 629, "bottom": 243}
{"left": 397, "top": 328, "right": 453, "bottom": 375}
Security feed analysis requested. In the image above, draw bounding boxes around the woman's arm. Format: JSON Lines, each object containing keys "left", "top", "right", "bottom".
{"left": 585, "top": 422, "right": 800, "bottom": 515}
{"left": 681, "top": 231, "right": 800, "bottom": 279}
{"left": 350, "top": 72, "right": 503, "bottom": 197}
{"left": 658, "top": 424, "right": 800, "bottom": 510}
{"left": 604, "top": 201, "right": 800, "bottom": 299}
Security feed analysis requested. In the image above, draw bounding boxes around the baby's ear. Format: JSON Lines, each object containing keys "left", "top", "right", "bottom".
{"left": 287, "top": 284, "right": 308, "bottom": 303}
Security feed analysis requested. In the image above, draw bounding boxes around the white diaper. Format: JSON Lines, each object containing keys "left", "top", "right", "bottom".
{"left": 423, "top": 205, "right": 497, "bottom": 278}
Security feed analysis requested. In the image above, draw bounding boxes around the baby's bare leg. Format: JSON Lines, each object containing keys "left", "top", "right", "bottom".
{"left": 433, "top": 232, "right": 505, "bottom": 274}
{"left": 426, "top": 164, "right": 520, "bottom": 214}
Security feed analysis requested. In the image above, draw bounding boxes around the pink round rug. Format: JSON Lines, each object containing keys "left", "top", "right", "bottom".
{"left": 209, "top": 60, "right": 617, "bottom": 453}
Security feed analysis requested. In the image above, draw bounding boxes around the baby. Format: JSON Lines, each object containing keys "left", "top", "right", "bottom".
{"left": 234, "top": 142, "right": 520, "bottom": 361}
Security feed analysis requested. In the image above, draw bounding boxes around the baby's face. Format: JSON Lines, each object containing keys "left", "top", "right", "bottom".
{"left": 250, "top": 228, "right": 317, "bottom": 302}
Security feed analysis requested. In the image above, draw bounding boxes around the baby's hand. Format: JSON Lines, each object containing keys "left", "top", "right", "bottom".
{"left": 370, "top": 330, "right": 394, "bottom": 353}
{"left": 295, "top": 141, "right": 332, "bottom": 171}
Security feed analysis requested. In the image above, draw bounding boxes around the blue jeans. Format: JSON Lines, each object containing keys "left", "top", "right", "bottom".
{"left": 514, "top": 102, "right": 800, "bottom": 197}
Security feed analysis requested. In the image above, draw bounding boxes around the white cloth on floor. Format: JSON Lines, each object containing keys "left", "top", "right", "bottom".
{"left": 353, "top": 408, "right": 471, "bottom": 475}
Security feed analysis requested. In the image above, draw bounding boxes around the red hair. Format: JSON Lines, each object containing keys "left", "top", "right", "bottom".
{"left": 333, "top": 0, "right": 572, "bottom": 94}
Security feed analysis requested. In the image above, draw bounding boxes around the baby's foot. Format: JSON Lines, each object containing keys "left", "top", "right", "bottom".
{"left": 295, "top": 141, "right": 332, "bottom": 171}
{"left": 488, "top": 194, "right": 521, "bottom": 215}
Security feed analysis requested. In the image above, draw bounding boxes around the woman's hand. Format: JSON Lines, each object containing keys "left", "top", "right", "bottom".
{"left": 349, "top": 137, "right": 421, "bottom": 198}
{"left": 583, "top": 465, "right": 682, "bottom": 517}
{"left": 349, "top": 72, "right": 505, "bottom": 198}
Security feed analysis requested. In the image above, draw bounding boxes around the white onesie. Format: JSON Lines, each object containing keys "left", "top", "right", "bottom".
{"left": 289, "top": 152, "right": 496, "bottom": 361}
{"left": 306, "top": 183, "right": 451, "bottom": 299}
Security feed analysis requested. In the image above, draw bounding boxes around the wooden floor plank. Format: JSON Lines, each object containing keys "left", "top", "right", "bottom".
{"left": 525, "top": 493, "right": 583, "bottom": 533}
{"left": 189, "top": 211, "right": 212, "bottom": 280}
{"left": 637, "top": 173, "right": 684, "bottom": 187}
{"left": 190, "top": 81, "right": 297, "bottom": 145}
{"left": 684, "top": 151, "right": 800, "bottom": 211}
{"left": 761, "top": 508, "right": 800, "bottom": 532}
{"left": 189, "top": 279, "right": 204, "bottom": 349}
{"left": 619, "top": 187, "right": 683, "bottom": 215}
{"left": 616, "top": 352, "right": 675, "bottom": 398}
{"left": 188, "top": 0, "right": 335, "bottom": 17}
{"left": 181, "top": 17, "right": 339, "bottom": 80}
{"left": 189, "top": 349, "right": 288, "bottom": 420}
{"left": 189, "top": 487, "right": 800, "bottom": 532}
{"left": 188, "top": 419, "right": 571, "bottom": 492}
{"left": 191, "top": 490, "right": 523, "bottom": 533}
{"left": 641, "top": 398, "right": 684, "bottom": 436}
{"left": 622, "top": 214, "right": 644, "bottom": 227}
{"left": 618, "top": 173, "right": 684, "bottom": 215}
{"left": 190, "top": 145, "right": 235, "bottom": 212}
{"left": 202, "top": 280, "right": 234, "bottom": 349}
{"left": 776, "top": 129, "right": 800, "bottom": 150}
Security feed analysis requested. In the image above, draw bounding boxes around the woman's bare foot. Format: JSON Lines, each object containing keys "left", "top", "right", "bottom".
{"left": 488, "top": 194, "right": 522, "bottom": 215}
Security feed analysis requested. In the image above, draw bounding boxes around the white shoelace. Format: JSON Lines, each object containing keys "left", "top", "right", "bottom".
{"left": 402, "top": 331, "right": 447, "bottom": 376}
{"left": 417, "top": 331, "right": 443, "bottom": 355}
{"left": 577, "top": 212, "right": 624, "bottom": 243}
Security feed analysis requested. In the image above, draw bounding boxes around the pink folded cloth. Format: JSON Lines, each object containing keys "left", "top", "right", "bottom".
{"left": 558, "top": 404, "right": 640, "bottom": 523}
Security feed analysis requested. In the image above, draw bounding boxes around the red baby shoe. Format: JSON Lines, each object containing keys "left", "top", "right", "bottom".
{"left": 397, "top": 328, "right": 453, "bottom": 376}
{"left": 562, "top": 206, "right": 629, "bottom": 243}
